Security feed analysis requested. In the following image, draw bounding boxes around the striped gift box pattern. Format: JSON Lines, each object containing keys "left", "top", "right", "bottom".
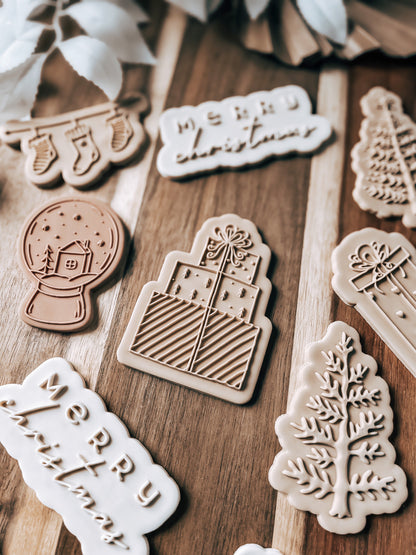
{"left": 130, "top": 291, "right": 259, "bottom": 389}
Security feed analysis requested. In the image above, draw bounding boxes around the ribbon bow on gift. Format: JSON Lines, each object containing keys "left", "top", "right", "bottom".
{"left": 206, "top": 224, "right": 252, "bottom": 267}
{"left": 349, "top": 241, "right": 395, "bottom": 281}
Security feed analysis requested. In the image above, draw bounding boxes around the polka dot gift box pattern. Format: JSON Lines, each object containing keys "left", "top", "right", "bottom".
{"left": 19, "top": 198, "right": 126, "bottom": 332}
{"left": 118, "top": 214, "right": 272, "bottom": 404}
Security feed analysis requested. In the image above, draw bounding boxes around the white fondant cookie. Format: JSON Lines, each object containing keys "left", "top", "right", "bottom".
{"left": 352, "top": 87, "right": 416, "bottom": 228}
{"left": 157, "top": 85, "right": 331, "bottom": 179}
{"left": 118, "top": 214, "right": 272, "bottom": 404}
{"left": 332, "top": 228, "right": 416, "bottom": 378}
{"left": 234, "top": 544, "right": 283, "bottom": 555}
{"left": 269, "top": 322, "right": 407, "bottom": 535}
{"left": 0, "top": 358, "right": 180, "bottom": 555}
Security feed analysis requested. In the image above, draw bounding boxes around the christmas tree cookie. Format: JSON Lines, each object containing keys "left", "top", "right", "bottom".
{"left": 332, "top": 228, "right": 416, "bottom": 378}
{"left": 352, "top": 87, "right": 416, "bottom": 228}
{"left": 19, "top": 198, "right": 126, "bottom": 332}
{"left": 0, "top": 97, "right": 147, "bottom": 189}
{"left": 118, "top": 214, "right": 272, "bottom": 404}
{"left": 157, "top": 85, "right": 331, "bottom": 179}
{"left": 269, "top": 321, "right": 407, "bottom": 534}
{"left": 0, "top": 358, "right": 180, "bottom": 555}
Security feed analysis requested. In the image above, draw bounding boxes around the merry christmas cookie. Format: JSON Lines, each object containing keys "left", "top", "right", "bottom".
{"left": 352, "top": 87, "right": 416, "bottom": 228}
{"left": 157, "top": 85, "right": 331, "bottom": 179}
{"left": 234, "top": 545, "right": 283, "bottom": 555}
{"left": 0, "top": 358, "right": 180, "bottom": 555}
{"left": 19, "top": 198, "right": 126, "bottom": 332}
{"left": 118, "top": 214, "right": 272, "bottom": 404}
{"left": 269, "top": 321, "right": 407, "bottom": 534}
{"left": 0, "top": 97, "right": 147, "bottom": 189}
{"left": 332, "top": 228, "right": 416, "bottom": 378}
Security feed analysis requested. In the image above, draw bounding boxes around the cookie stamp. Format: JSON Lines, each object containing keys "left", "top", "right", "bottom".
{"left": 19, "top": 198, "right": 126, "bottom": 332}
{"left": 0, "top": 96, "right": 147, "bottom": 189}
{"left": 269, "top": 321, "right": 407, "bottom": 534}
{"left": 352, "top": 87, "right": 416, "bottom": 228}
{"left": 234, "top": 545, "right": 283, "bottom": 555}
{"left": 0, "top": 358, "right": 180, "bottom": 555}
{"left": 118, "top": 214, "right": 272, "bottom": 404}
{"left": 157, "top": 85, "right": 331, "bottom": 179}
{"left": 332, "top": 228, "right": 416, "bottom": 378}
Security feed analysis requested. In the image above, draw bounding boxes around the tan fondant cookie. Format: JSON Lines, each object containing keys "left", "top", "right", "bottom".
{"left": 0, "top": 358, "right": 180, "bottom": 555}
{"left": 19, "top": 198, "right": 126, "bottom": 332}
{"left": 157, "top": 85, "right": 331, "bottom": 179}
{"left": 0, "top": 96, "right": 147, "bottom": 189}
{"left": 269, "top": 321, "right": 407, "bottom": 535}
{"left": 118, "top": 214, "right": 272, "bottom": 404}
{"left": 332, "top": 228, "right": 416, "bottom": 378}
{"left": 352, "top": 87, "right": 416, "bottom": 228}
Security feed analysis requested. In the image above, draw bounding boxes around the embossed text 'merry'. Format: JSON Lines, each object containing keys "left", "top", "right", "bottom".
{"left": 157, "top": 85, "right": 331, "bottom": 179}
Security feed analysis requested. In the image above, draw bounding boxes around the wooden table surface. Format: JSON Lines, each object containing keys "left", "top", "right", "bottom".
{"left": 0, "top": 2, "right": 415, "bottom": 554}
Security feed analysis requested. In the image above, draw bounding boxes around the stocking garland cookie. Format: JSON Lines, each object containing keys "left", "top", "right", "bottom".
{"left": 0, "top": 358, "right": 180, "bottom": 555}
{"left": 352, "top": 87, "right": 416, "bottom": 228}
{"left": 0, "top": 96, "right": 147, "bottom": 189}
{"left": 332, "top": 228, "right": 416, "bottom": 378}
{"left": 269, "top": 321, "right": 407, "bottom": 535}
{"left": 19, "top": 198, "right": 126, "bottom": 332}
{"left": 157, "top": 85, "right": 331, "bottom": 179}
{"left": 118, "top": 214, "right": 272, "bottom": 404}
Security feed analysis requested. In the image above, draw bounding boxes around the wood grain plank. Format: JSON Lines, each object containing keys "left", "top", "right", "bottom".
{"left": 97, "top": 16, "right": 319, "bottom": 555}
{"left": 272, "top": 64, "right": 349, "bottom": 554}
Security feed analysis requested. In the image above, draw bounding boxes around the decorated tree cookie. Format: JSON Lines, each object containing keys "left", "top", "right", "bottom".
{"left": 19, "top": 198, "right": 126, "bottom": 332}
{"left": 352, "top": 87, "right": 416, "bottom": 228}
{"left": 118, "top": 214, "right": 272, "bottom": 404}
{"left": 269, "top": 322, "right": 407, "bottom": 534}
{"left": 332, "top": 228, "right": 416, "bottom": 379}
{"left": 0, "top": 358, "right": 180, "bottom": 555}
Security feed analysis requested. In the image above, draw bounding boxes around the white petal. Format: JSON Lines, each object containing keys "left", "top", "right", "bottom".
{"left": 65, "top": 2, "right": 155, "bottom": 64}
{"left": 0, "top": 52, "right": 47, "bottom": 122}
{"left": 296, "top": 0, "right": 347, "bottom": 45}
{"left": 58, "top": 36, "right": 122, "bottom": 99}
{"left": 82, "top": 0, "right": 150, "bottom": 23}
{"left": 167, "top": 0, "right": 209, "bottom": 22}
{"left": 244, "top": 0, "right": 270, "bottom": 20}
{"left": 0, "top": 23, "right": 43, "bottom": 71}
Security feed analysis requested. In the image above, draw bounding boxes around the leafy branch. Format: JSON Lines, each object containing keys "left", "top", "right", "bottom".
{"left": 0, "top": 0, "right": 154, "bottom": 122}
{"left": 306, "top": 447, "right": 334, "bottom": 469}
{"left": 350, "top": 441, "right": 384, "bottom": 464}
{"left": 291, "top": 416, "right": 334, "bottom": 446}
{"left": 283, "top": 458, "right": 333, "bottom": 499}
{"left": 306, "top": 395, "right": 343, "bottom": 423}
{"left": 347, "top": 385, "right": 381, "bottom": 408}
{"left": 316, "top": 371, "right": 343, "bottom": 402}
{"left": 349, "top": 470, "right": 395, "bottom": 501}
{"left": 348, "top": 410, "right": 384, "bottom": 443}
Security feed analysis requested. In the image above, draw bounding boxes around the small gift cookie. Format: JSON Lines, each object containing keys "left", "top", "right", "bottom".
{"left": 0, "top": 96, "right": 147, "bottom": 189}
{"left": 157, "top": 85, "right": 331, "bottom": 179}
{"left": 352, "top": 87, "right": 416, "bottom": 228}
{"left": 269, "top": 321, "right": 407, "bottom": 535}
{"left": 0, "top": 358, "right": 180, "bottom": 555}
{"left": 19, "top": 198, "right": 126, "bottom": 332}
{"left": 332, "top": 228, "right": 416, "bottom": 378}
{"left": 118, "top": 214, "right": 272, "bottom": 404}
{"left": 234, "top": 545, "right": 283, "bottom": 555}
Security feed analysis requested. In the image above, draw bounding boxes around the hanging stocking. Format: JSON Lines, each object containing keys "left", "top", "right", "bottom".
{"left": 28, "top": 133, "right": 57, "bottom": 175}
{"left": 107, "top": 112, "right": 133, "bottom": 152}
{"left": 65, "top": 124, "right": 100, "bottom": 176}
